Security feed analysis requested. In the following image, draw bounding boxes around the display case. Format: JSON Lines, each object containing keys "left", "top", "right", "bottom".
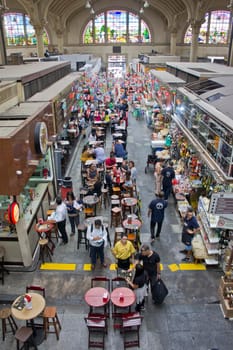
{"left": 175, "top": 92, "right": 233, "bottom": 179}
{"left": 196, "top": 196, "right": 220, "bottom": 265}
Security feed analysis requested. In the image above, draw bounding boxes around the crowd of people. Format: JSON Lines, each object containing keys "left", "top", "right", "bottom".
{"left": 49, "top": 71, "right": 200, "bottom": 311}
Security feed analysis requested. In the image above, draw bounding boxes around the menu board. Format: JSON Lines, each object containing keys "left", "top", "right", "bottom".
{"left": 209, "top": 193, "right": 233, "bottom": 219}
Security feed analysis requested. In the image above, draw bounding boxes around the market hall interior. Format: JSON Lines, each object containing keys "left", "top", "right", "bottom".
{"left": 0, "top": 96, "right": 233, "bottom": 349}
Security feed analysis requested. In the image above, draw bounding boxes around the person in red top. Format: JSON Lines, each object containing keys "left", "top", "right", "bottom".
{"left": 105, "top": 152, "right": 116, "bottom": 169}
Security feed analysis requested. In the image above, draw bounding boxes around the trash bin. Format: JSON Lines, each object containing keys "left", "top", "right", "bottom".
{"left": 61, "top": 177, "right": 73, "bottom": 200}
{"left": 62, "top": 177, "right": 72, "bottom": 188}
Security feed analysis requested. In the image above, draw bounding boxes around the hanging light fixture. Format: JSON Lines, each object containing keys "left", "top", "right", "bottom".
{"left": 85, "top": 1, "right": 91, "bottom": 9}
{"left": 144, "top": 1, "right": 149, "bottom": 8}
{"left": 90, "top": 7, "right": 95, "bottom": 14}
{"left": 139, "top": 7, "right": 144, "bottom": 14}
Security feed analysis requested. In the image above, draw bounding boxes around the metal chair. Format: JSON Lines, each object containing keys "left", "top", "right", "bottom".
{"left": 121, "top": 313, "right": 143, "bottom": 349}
{"left": 91, "top": 277, "right": 110, "bottom": 291}
{"left": 84, "top": 315, "right": 108, "bottom": 349}
{"left": 25, "top": 285, "right": 45, "bottom": 328}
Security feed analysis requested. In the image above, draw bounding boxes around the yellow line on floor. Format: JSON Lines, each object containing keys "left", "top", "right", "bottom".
{"left": 168, "top": 264, "right": 179, "bottom": 272}
{"left": 83, "top": 264, "right": 92, "bottom": 271}
{"left": 40, "top": 263, "right": 76, "bottom": 271}
{"left": 179, "top": 263, "right": 206, "bottom": 271}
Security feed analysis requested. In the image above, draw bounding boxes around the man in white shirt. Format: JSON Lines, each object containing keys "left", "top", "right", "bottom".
{"left": 54, "top": 196, "right": 68, "bottom": 245}
{"left": 87, "top": 219, "right": 107, "bottom": 270}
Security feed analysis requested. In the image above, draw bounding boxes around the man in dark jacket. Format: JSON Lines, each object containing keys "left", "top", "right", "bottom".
{"left": 161, "top": 161, "right": 175, "bottom": 200}
{"left": 148, "top": 192, "right": 167, "bottom": 241}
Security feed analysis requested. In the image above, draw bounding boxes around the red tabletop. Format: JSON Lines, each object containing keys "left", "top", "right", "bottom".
{"left": 122, "top": 219, "right": 142, "bottom": 230}
{"left": 35, "top": 221, "right": 55, "bottom": 234}
{"left": 84, "top": 287, "right": 110, "bottom": 308}
{"left": 110, "top": 287, "right": 136, "bottom": 308}
{"left": 121, "top": 197, "right": 137, "bottom": 207}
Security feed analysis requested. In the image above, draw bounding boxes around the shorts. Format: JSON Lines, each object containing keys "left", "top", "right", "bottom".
{"left": 185, "top": 245, "right": 192, "bottom": 251}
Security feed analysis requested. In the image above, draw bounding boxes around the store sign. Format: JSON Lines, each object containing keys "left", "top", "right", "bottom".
{"left": 34, "top": 122, "right": 48, "bottom": 155}
{"left": 216, "top": 216, "right": 233, "bottom": 229}
{"left": 7, "top": 202, "right": 20, "bottom": 225}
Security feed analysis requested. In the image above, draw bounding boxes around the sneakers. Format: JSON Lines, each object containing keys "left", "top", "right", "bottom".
{"left": 102, "top": 263, "right": 107, "bottom": 268}
{"left": 91, "top": 264, "right": 96, "bottom": 270}
{"left": 151, "top": 238, "right": 155, "bottom": 243}
{"left": 181, "top": 257, "right": 191, "bottom": 262}
{"left": 140, "top": 306, "right": 145, "bottom": 311}
{"left": 179, "top": 249, "right": 187, "bottom": 254}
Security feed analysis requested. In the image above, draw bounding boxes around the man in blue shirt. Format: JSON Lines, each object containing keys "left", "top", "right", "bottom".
{"left": 114, "top": 139, "right": 127, "bottom": 159}
{"left": 148, "top": 192, "right": 167, "bottom": 242}
{"left": 181, "top": 207, "right": 200, "bottom": 262}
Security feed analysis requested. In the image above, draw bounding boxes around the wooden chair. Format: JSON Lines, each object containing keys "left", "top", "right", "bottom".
{"left": 84, "top": 207, "right": 95, "bottom": 218}
{"left": 77, "top": 224, "right": 89, "bottom": 250}
{"left": 111, "top": 207, "right": 122, "bottom": 227}
{"left": 38, "top": 238, "right": 53, "bottom": 263}
{"left": 25, "top": 285, "right": 45, "bottom": 328}
{"left": 84, "top": 315, "right": 108, "bottom": 349}
{"left": 43, "top": 306, "right": 61, "bottom": 340}
{"left": 121, "top": 313, "right": 143, "bottom": 349}
{"left": 0, "top": 308, "right": 18, "bottom": 341}
{"left": 15, "top": 326, "right": 37, "bottom": 350}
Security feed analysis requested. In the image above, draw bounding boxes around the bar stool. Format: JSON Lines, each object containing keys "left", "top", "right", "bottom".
{"left": 111, "top": 195, "right": 119, "bottom": 200}
{"left": 84, "top": 207, "right": 94, "bottom": 218}
{"left": 0, "top": 246, "right": 10, "bottom": 285}
{"left": 43, "top": 306, "right": 62, "bottom": 340}
{"left": 0, "top": 308, "right": 18, "bottom": 341}
{"left": 100, "top": 188, "right": 109, "bottom": 209}
{"left": 112, "top": 187, "right": 121, "bottom": 198}
{"left": 111, "top": 207, "right": 122, "bottom": 227}
{"left": 77, "top": 224, "right": 89, "bottom": 250}
{"left": 114, "top": 227, "right": 125, "bottom": 245}
{"left": 111, "top": 199, "right": 120, "bottom": 208}
{"left": 15, "top": 326, "right": 37, "bottom": 350}
{"left": 38, "top": 239, "right": 52, "bottom": 263}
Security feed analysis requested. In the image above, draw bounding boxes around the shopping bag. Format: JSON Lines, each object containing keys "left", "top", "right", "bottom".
{"left": 152, "top": 278, "right": 168, "bottom": 304}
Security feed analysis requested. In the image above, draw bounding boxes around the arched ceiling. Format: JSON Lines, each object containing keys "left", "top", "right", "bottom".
{"left": 12, "top": 0, "right": 231, "bottom": 28}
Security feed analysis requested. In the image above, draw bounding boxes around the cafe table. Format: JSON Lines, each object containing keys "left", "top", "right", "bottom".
{"left": 122, "top": 218, "right": 142, "bottom": 250}
{"left": 121, "top": 197, "right": 138, "bottom": 215}
{"left": 11, "top": 293, "right": 46, "bottom": 345}
{"left": 110, "top": 287, "right": 136, "bottom": 328}
{"left": 84, "top": 287, "right": 110, "bottom": 315}
{"left": 35, "top": 221, "right": 56, "bottom": 254}
{"left": 83, "top": 195, "right": 99, "bottom": 216}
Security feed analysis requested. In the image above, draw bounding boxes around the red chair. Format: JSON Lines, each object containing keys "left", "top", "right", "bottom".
{"left": 25, "top": 285, "right": 45, "bottom": 328}
{"left": 84, "top": 315, "right": 108, "bottom": 349}
{"left": 91, "top": 277, "right": 110, "bottom": 291}
{"left": 111, "top": 277, "right": 127, "bottom": 291}
{"left": 121, "top": 313, "right": 143, "bottom": 349}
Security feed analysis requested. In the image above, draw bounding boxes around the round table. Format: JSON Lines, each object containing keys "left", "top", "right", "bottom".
{"left": 110, "top": 287, "right": 135, "bottom": 308}
{"left": 83, "top": 195, "right": 99, "bottom": 216}
{"left": 121, "top": 197, "right": 137, "bottom": 208}
{"left": 35, "top": 221, "right": 56, "bottom": 253}
{"left": 11, "top": 293, "right": 46, "bottom": 321}
{"left": 84, "top": 287, "right": 110, "bottom": 314}
{"left": 11, "top": 293, "right": 46, "bottom": 345}
{"left": 122, "top": 218, "right": 142, "bottom": 231}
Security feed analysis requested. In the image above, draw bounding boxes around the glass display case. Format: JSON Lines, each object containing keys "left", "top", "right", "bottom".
{"left": 175, "top": 92, "right": 233, "bottom": 179}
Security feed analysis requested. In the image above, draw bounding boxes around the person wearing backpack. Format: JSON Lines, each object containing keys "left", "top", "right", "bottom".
{"left": 86, "top": 219, "right": 107, "bottom": 270}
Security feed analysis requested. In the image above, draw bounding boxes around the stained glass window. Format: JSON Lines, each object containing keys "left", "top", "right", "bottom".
{"left": 184, "top": 10, "right": 231, "bottom": 44}
{"left": 83, "top": 10, "right": 151, "bottom": 44}
{"left": 3, "top": 13, "right": 49, "bottom": 46}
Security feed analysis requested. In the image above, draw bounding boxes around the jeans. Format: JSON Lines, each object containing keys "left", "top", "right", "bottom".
{"left": 68, "top": 215, "right": 79, "bottom": 234}
{"left": 57, "top": 220, "right": 68, "bottom": 243}
{"left": 150, "top": 221, "right": 163, "bottom": 238}
{"left": 90, "top": 242, "right": 105, "bottom": 265}
{"left": 163, "top": 185, "right": 172, "bottom": 200}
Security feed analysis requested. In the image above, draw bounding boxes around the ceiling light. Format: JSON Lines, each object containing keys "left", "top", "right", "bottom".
{"left": 85, "top": 1, "right": 91, "bottom": 9}
{"left": 144, "top": 1, "right": 149, "bottom": 8}
{"left": 90, "top": 7, "right": 95, "bottom": 14}
{"left": 139, "top": 7, "right": 144, "bottom": 14}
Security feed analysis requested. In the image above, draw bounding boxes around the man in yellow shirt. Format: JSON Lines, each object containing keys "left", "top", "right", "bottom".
{"left": 112, "top": 232, "right": 136, "bottom": 270}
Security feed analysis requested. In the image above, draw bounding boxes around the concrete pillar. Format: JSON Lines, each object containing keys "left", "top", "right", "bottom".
{"left": 0, "top": 6, "right": 7, "bottom": 64}
{"left": 35, "top": 26, "right": 45, "bottom": 58}
{"left": 56, "top": 31, "right": 64, "bottom": 54}
{"left": 190, "top": 23, "right": 201, "bottom": 62}
{"left": 170, "top": 32, "right": 177, "bottom": 56}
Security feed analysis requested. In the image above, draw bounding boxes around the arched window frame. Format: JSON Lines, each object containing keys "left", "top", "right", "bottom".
{"left": 3, "top": 12, "right": 49, "bottom": 46}
{"left": 83, "top": 9, "right": 151, "bottom": 44}
{"left": 184, "top": 10, "right": 231, "bottom": 45}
